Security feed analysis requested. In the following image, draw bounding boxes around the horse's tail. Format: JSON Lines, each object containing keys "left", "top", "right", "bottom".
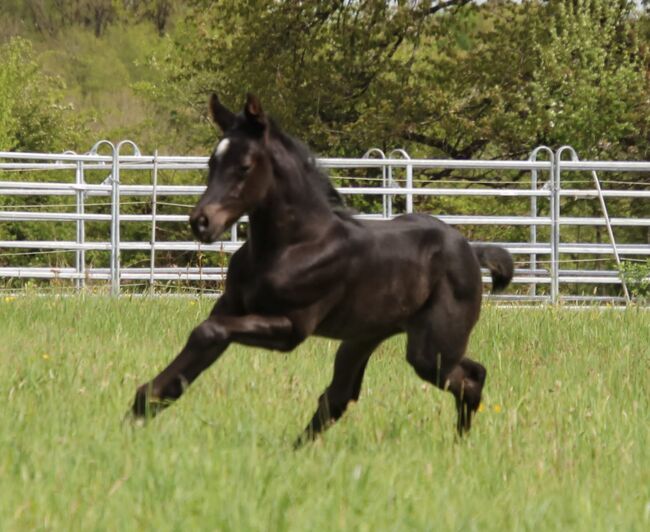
{"left": 472, "top": 244, "right": 513, "bottom": 292}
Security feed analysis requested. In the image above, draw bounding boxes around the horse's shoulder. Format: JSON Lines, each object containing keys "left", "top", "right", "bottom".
{"left": 224, "top": 242, "right": 254, "bottom": 290}
{"left": 228, "top": 241, "right": 250, "bottom": 268}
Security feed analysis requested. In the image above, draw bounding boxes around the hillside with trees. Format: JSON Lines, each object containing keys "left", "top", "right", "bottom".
{"left": 1, "top": 0, "right": 649, "bottom": 158}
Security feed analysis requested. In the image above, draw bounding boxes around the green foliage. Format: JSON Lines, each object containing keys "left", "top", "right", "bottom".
{"left": 0, "top": 0, "right": 175, "bottom": 38}
{"left": 406, "top": 0, "right": 650, "bottom": 161}
{"left": 0, "top": 38, "right": 86, "bottom": 152}
{"left": 0, "top": 39, "right": 87, "bottom": 273}
{"left": 137, "top": 0, "right": 476, "bottom": 155}
{"left": 531, "top": 0, "right": 648, "bottom": 158}
{"left": 37, "top": 23, "right": 168, "bottom": 148}
{"left": 620, "top": 259, "right": 650, "bottom": 301}
{"left": 2, "top": 0, "right": 650, "bottom": 159}
{"left": 0, "top": 1, "right": 178, "bottom": 151}
{"left": 136, "top": 0, "right": 650, "bottom": 162}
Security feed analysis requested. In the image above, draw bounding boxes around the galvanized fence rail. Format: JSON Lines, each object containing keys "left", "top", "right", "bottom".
{"left": 0, "top": 143, "right": 648, "bottom": 304}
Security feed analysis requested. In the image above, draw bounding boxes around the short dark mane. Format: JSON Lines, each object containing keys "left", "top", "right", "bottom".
{"left": 268, "top": 121, "right": 350, "bottom": 213}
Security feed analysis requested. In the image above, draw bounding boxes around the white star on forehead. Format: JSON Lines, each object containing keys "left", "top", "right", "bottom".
{"left": 215, "top": 138, "right": 230, "bottom": 158}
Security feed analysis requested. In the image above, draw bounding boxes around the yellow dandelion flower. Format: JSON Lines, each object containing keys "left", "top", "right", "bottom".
{"left": 42, "top": 354, "right": 50, "bottom": 360}
{"left": 478, "top": 403, "right": 486, "bottom": 413}
{"left": 493, "top": 404, "right": 502, "bottom": 413}
{"left": 4, "top": 296, "right": 16, "bottom": 303}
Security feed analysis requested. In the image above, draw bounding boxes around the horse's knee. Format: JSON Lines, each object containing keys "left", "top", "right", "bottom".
{"left": 275, "top": 330, "right": 306, "bottom": 352}
{"left": 407, "top": 350, "right": 445, "bottom": 386}
{"left": 470, "top": 362, "right": 487, "bottom": 388}
{"left": 188, "top": 320, "right": 228, "bottom": 349}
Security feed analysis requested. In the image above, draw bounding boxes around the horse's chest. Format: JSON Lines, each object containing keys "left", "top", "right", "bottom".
{"left": 236, "top": 241, "right": 347, "bottom": 316}
{"left": 240, "top": 272, "right": 287, "bottom": 314}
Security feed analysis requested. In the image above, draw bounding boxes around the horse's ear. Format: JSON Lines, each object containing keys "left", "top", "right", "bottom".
{"left": 244, "top": 93, "right": 267, "bottom": 129}
{"left": 209, "top": 93, "right": 236, "bottom": 132}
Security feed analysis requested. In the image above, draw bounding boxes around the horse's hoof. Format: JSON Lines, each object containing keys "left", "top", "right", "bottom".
{"left": 122, "top": 409, "right": 147, "bottom": 428}
{"left": 456, "top": 417, "right": 474, "bottom": 437}
{"left": 132, "top": 385, "right": 150, "bottom": 418}
{"left": 130, "top": 384, "right": 170, "bottom": 421}
{"left": 132, "top": 416, "right": 147, "bottom": 428}
{"left": 293, "top": 426, "right": 323, "bottom": 450}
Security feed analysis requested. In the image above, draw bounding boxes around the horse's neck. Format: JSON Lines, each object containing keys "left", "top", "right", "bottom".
{"left": 248, "top": 174, "right": 334, "bottom": 259}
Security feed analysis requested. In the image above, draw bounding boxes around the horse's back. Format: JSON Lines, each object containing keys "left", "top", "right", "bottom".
{"left": 314, "top": 214, "right": 481, "bottom": 337}
{"left": 359, "top": 214, "right": 480, "bottom": 284}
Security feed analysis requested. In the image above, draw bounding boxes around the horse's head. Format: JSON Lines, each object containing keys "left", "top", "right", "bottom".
{"left": 190, "top": 93, "right": 274, "bottom": 243}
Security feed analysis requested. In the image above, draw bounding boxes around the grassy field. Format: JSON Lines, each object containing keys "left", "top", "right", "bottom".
{"left": 0, "top": 297, "right": 648, "bottom": 531}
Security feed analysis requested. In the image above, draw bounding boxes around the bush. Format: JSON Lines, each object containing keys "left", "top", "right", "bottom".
{"left": 0, "top": 37, "right": 86, "bottom": 152}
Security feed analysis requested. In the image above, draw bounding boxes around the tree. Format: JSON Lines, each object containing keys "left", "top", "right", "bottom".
{"left": 431, "top": 0, "right": 650, "bottom": 160}
{"left": 0, "top": 38, "right": 85, "bottom": 152}
{"left": 19, "top": 0, "right": 119, "bottom": 37}
{"left": 2, "top": 0, "right": 176, "bottom": 39}
{"left": 126, "top": 0, "right": 176, "bottom": 35}
{"left": 137, "top": 0, "right": 474, "bottom": 154}
{"left": 140, "top": 0, "right": 649, "bottom": 162}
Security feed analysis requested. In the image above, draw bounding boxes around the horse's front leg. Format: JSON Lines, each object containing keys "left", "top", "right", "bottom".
{"left": 131, "top": 305, "right": 297, "bottom": 420}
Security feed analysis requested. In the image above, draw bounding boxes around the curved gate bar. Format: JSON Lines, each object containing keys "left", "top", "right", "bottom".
{"left": 362, "top": 148, "right": 389, "bottom": 218}
{"left": 388, "top": 149, "right": 412, "bottom": 214}
{"left": 555, "top": 146, "right": 631, "bottom": 305}
{"left": 528, "top": 146, "right": 555, "bottom": 300}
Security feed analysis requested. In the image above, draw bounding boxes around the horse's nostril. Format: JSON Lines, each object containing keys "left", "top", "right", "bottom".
{"left": 196, "top": 215, "right": 209, "bottom": 233}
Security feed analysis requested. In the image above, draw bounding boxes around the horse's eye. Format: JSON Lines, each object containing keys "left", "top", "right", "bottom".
{"left": 240, "top": 163, "right": 252, "bottom": 174}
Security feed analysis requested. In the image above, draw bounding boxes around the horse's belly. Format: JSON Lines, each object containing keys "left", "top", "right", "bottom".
{"left": 316, "top": 275, "right": 431, "bottom": 339}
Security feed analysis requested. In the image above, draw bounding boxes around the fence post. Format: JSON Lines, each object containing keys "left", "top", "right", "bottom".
{"left": 550, "top": 150, "right": 564, "bottom": 304}
{"left": 386, "top": 165, "right": 393, "bottom": 218}
{"left": 362, "top": 148, "right": 387, "bottom": 218}
{"left": 149, "top": 150, "right": 159, "bottom": 292}
{"left": 109, "top": 140, "right": 141, "bottom": 297}
{"left": 406, "top": 161, "right": 413, "bottom": 214}
{"left": 528, "top": 147, "right": 554, "bottom": 300}
{"left": 110, "top": 148, "right": 121, "bottom": 296}
{"left": 89, "top": 140, "right": 118, "bottom": 295}
{"left": 75, "top": 160, "right": 86, "bottom": 291}
{"left": 553, "top": 146, "right": 587, "bottom": 305}
{"left": 389, "top": 149, "right": 412, "bottom": 214}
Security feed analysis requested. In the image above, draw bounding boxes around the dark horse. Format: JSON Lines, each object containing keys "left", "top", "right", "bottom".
{"left": 132, "top": 94, "right": 513, "bottom": 445}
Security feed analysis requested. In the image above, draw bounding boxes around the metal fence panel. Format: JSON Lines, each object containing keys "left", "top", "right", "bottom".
{"left": 1, "top": 144, "right": 648, "bottom": 304}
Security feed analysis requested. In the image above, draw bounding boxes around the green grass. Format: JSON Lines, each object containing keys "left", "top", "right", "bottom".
{"left": 0, "top": 297, "right": 648, "bottom": 531}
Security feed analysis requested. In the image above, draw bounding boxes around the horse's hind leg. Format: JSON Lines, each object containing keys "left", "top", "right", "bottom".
{"left": 294, "top": 336, "right": 383, "bottom": 448}
{"left": 455, "top": 357, "right": 487, "bottom": 433}
{"left": 406, "top": 303, "right": 484, "bottom": 435}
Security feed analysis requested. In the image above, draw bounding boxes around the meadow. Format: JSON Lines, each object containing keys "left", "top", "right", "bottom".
{"left": 0, "top": 297, "right": 648, "bottom": 531}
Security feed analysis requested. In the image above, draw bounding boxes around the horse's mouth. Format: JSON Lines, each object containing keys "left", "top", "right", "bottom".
{"left": 194, "top": 226, "right": 223, "bottom": 244}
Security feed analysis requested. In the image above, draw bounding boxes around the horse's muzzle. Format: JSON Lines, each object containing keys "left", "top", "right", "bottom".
{"left": 189, "top": 205, "right": 231, "bottom": 243}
